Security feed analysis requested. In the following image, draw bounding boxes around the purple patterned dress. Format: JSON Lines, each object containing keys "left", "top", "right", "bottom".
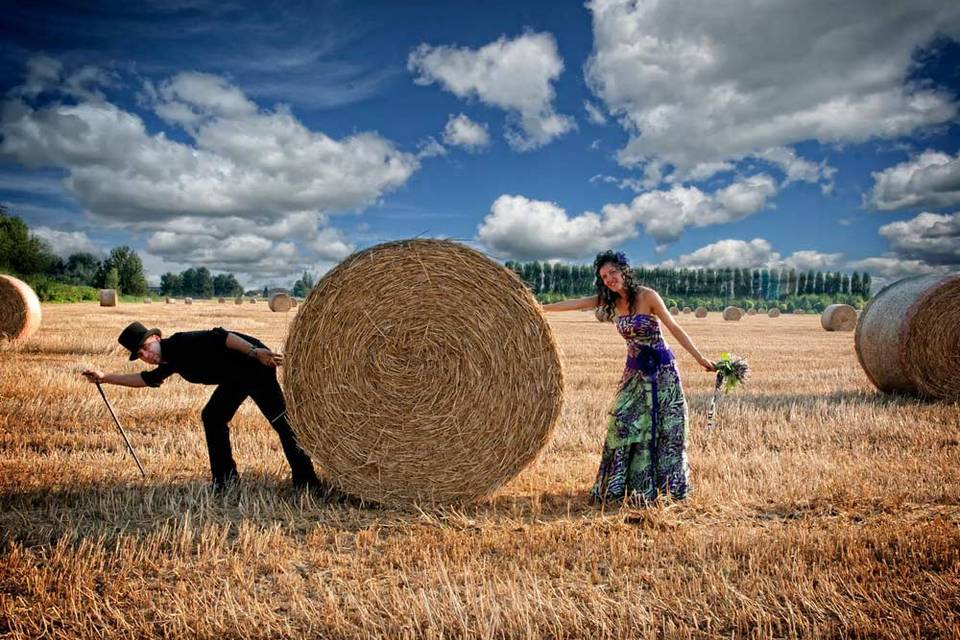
{"left": 590, "top": 313, "right": 691, "bottom": 504}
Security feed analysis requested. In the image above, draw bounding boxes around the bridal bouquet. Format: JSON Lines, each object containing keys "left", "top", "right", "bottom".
{"left": 706, "top": 352, "right": 750, "bottom": 431}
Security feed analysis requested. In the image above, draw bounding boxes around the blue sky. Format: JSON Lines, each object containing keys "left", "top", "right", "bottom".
{"left": 1, "top": 0, "right": 958, "bottom": 290}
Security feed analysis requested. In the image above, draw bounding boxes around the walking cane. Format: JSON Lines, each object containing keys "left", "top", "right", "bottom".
{"left": 94, "top": 381, "right": 146, "bottom": 477}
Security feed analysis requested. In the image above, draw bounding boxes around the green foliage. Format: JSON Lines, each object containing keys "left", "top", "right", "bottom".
{"left": 291, "top": 272, "right": 314, "bottom": 298}
{"left": 21, "top": 275, "right": 98, "bottom": 302}
{"left": 104, "top": 266, "right": 120, "bottom": 290}
{"left": 0, "top": 208, "right": 59, "bottom": 275}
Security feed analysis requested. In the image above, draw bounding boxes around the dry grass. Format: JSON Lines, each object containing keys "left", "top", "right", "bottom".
{"left": 1, "top": 302, "right": 958, "bottom": 639}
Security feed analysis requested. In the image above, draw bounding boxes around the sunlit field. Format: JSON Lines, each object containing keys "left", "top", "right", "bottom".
{"left": 2, "top": 302, "right": 958, "bottom": 638}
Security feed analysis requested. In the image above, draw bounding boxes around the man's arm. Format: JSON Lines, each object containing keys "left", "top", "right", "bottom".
{"left": 224, "top": 332, "right": 283, "bottom": 368}
{"left": 81, "top": 370, "right": 149, "bottom": 387}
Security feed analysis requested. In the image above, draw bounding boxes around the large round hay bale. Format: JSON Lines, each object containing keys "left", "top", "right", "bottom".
{"left": 682, "top": 306, "right": 692, "bottom": 314}
{"left": 235, "top": 297, "right": 243, "bottom": 305}
{"left": 821, "top": 304, "right": 857, "bottom": 332}
{"left": 269, "top": 292, "right": 293, "bottom": 312}
{"left": 722, "top": 306, "right": 743, "bottom": 321}
{"left": 184, "top": 297, "right": 193, "bottom": 305}
{"left": 855, "top": 274, "right": 960, "bottom": 400}
{"left": 99, "top": 289, "right": 117, "bottom": 307}
{"left": 218, "top": 297, "right": 226, "bottom": 304}
{"left": 0, "top": 275, "right": 42, "bottom": 342}
{"left": 768, "top": 308, "right": 781, "bottom": 318}
{"left": 746, "top": 308, "right": 757, "bottom": 316}
{"left": 249, "top": 298, "right": 257, "bottom": 304}
{"left": 144, "top": 297, "right": 152, "bottom": 304}
{"left": 694, "top": 307, "right": 708, "bottom": 318}
{"left": 166, "top": 297, "right": 175, "bottom": 304}
{"left": 669, "top": 305, "right": 680, "bottom": 316}
{"left": 284, "top": 238, "right": 564, "bottom": 506}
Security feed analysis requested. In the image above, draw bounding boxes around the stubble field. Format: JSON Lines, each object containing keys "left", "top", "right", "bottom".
{"left": 1, "top": 302, "right": 958, "bottom": 639}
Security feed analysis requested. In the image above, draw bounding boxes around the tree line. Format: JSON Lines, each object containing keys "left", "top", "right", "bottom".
{"left": 505, "top": 260, "right": 872, "bottom": 300}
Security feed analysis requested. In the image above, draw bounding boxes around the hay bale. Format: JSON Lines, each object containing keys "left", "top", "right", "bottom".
{"left": 284, "top": 238, "right": 564, "bottom": 506}
{"left": 269, "top": 293, "right": 293, "bottom": 312}
{"left": 249, "top": 298, "right": 257, "bottom": 304}
{"left": 166, "top": 298, "right": 175, "bottom": 304}
{"left": 855, "top": 274, "right": 960, "bottom": 400}
{"left": 694, "top": 307, "right": 708, "bottom": 318}
{"left": 99, "top": 289, "right": 117, "bottom": 307}
{"left": 768, "top": 308, "right": 781, "bottom": 318}
{"left": 669, "top": 306, "right": 680, "bottom": 316}
{"left": 184, "top": 297, "right": 193, "bottom": 305}
{"left": 291, "top": 298, "right": 298, "bottom": 308}
{"left": 821, "top": 304, "right": 858, "bottom": 332}
{"left": 722, "top": 306, "right": 743, "bottom": 321}
{"left": 0, "top": 275, "right": 42, "bottom": 342}
{"left": 235, "top": 297, "right": 243, "bottom": 305}
{"left": 682, "top": 306, "right": 692, "bottom": 314}
{"left": 218, "top": 297, "right": 226, "bottom": 304}
{"left": 747, "top": 308, "right": 757, "bottom": 316}
{"left": 794, "top": 308, "right": 805, "bottom": 315}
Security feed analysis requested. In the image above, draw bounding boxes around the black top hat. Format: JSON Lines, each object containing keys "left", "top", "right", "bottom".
{"left": 118, "top": 321, "right": 161, "bottom": 361}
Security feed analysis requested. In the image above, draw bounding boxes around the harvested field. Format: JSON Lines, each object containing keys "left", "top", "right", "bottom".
{"left": 1, "top": 303, "right": 958, "bottom": 638}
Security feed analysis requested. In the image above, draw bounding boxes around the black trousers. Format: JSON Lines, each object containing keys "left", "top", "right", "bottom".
{"left": 199, "top": 367, "right": 316, "bottom": 485}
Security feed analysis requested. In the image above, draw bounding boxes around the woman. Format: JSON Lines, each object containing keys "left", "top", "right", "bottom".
{"left": 542, "top": 251, "right": 715, "bottom": 504}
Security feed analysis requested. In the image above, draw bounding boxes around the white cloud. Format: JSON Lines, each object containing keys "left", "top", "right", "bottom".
{"left": 476, "top": 194, "right": 631, "bottom": 260}
{"left": 30, "top": 226, "right": 99, "bottom": 257}
{"left": 477, "top": 173, "right": 778, "bottom": 259}
{"left": 442, "top": 113, "right": 490, "bottom": 151}
{"left": 656, "top": 238, "right": 841, "bottom": 271}
{"left": 408, "top": 32, "right": 575, "bottom": 150}
{"left": 846, "top": 255, "right": 955, "bottom": 291}
{"left": 867, "top": 150, "right": 960, "bottom": 211}
{"left": 878, "top": 211, "right": 960, "bottom": 265}
{"left": 0, "top": 58, "right": 417, "bottom": 275}
{"left": 584, "top": 100, "right": 607, "bottom": 125}
{"left": 584, "top": 0, "right": 959, "bottom": 181}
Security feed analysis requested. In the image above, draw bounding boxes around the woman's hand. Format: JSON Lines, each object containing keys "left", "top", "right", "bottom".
{"left": 81, "top": 369, "right": 105, "bottom": 383}
{"left": 253, "top": 348, "right": 283, "bottom": 368}
{"left": 697, "top": 357, "right": 717, "bottom": 372}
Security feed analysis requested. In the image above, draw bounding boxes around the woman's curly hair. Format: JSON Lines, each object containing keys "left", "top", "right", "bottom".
{"left": 593, "top": 250, "right": 640, "bottom": 322}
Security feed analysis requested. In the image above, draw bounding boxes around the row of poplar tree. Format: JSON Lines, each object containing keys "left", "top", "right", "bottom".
{"left": 504, "top": 261, "right": 872, "bottom": 299}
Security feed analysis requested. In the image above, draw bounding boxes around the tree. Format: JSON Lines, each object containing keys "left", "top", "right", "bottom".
{"left": 160, "top": 272, "right": 182, "bottom": 296}
{"left": 814, "top": 271, "right": 825, "bottom": 294}
{"left": 291, "top": 271, "right": 314, "bottom": 298}
{"left": 213, "top": 273, "right": 242, "bottom": 297}
{"left": 195, "top": 267, "right": 214, "bottom": 298}
{"left": 180, "top": 268, "right": 198, "bottom": 297}
{"left": 64, "top": 252, "right": 101, "bottom": 286}
{"left": 104, "top": 266, "right": 120, "bottom": 290}
{"left": 107, "top": 246, "right": 148, "bottom": 295}
{"left": 0, "top": 208, "right": 58, "bottom": 275}
{"left": 850, "top": 272, "right": 862, "bottom": 296}
{"left": 861, "top": 272, "right": 872, "bottom": 297}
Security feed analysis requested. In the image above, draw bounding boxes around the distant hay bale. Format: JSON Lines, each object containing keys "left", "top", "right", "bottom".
{"left": 184, "top": 297, "right": 193, "bottom": 305}
{"left": 821, "top": 304, "right": 858, "bottom": 332}
{"left": 794, "top": 308, "right": 805, "bottom": 315}
{"left": 249, "top": 298, "right": 257, "bottom": 304}
{"left": 99, "top": 289, "right": 117, "bottom": 307}
{"left": 291, "top": 298, "right": 298, "bottom": 308}
{"left": 218, "top": 297, "right": 226, "bottom": 304}
{"left": 694, "top": 307, "right": 708, "bottom": 318}
{"left": 722, "top": 306, "right": 743, "bottom": 321}
{"left": 166, "top": 298, "right": 175, "bottom": 304}
{"left": 0, "top": 275, "right": 42, "bottom": 342}
{"left": 235, "top": 297, "right": 244, "bottom": 305}
{"left": 682, "top": 306, "right": 691, "bottom": 314}
{"left": 855, "top": 274, "right": 960, "bottom": 400}
{"left": 283, "top": 238, "right": 564, "bottom": 506}
{"left": 669, "top": 305, "right": 680, "bottom": 316}
{"left": 143, "top": 298, "right": 152, "bottom": 304}
{"left": 768, "top": 308, "right": 781, "bottom": 318}
{"left": 269, "top": 293, "right": 293, "bottom": 312}
{"left": 747, "top": 308, "right": 757, "bottom": 316}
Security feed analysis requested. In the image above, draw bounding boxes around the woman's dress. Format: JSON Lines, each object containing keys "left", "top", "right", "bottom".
{"left": 590, "top": 313, "right": 691, "bottom": 503}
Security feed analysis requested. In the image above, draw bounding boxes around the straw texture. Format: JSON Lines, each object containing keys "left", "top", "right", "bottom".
{"left": 722, "top": 306, "right": 743, "bottom": 321}
{"left": 99, "top": 289, "right": 117, "bottom": 307}
{"left": 821, "top": 304, "right": 857, "bottom": 331}
{"left": 218, "top": 297, "right": 226, "bottom": 304}
{"left": 235, "top": 297, "right": 243, "bottom": 305}
{"left": 694, "top": 307, "right": 708, "bottom": 318}
{"left": 768, "top": 308, "right": 781, "bottom": 318}
{"left": 682, "top": 306, "right": 691, "bottom": 314}
{"left": 747, "top": 308, "right": 757, "bottom": 316}
{"left": 0, "top": 275, "right": 41, "bottom": 342}
{"left": 184, "top": 297, "right": 193, "bottom": 305}
{"left": 283, "top": 238, "right": 564, "bottom": 506}
{"left": 669, "top": 306, "right": 680, "bottom": 316}
{"left": 855, "top": 274, "right": 960, "bottom": 400}
{"left": 166, "top": 298, "right": 174, "bottom": 304}
{"left": 269, "top": 293, "right": 293, "bottom": 312}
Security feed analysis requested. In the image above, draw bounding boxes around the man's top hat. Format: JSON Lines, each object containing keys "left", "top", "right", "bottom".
{"left": 118, "top": 321, "right": 161, "bottom": 361}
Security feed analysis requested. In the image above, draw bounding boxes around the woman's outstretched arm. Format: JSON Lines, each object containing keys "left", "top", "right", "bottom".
{"left": 647, "top": 290, "right": 716, "bottom": 371}
{"left": 542, "top": 295, "right": 599, "bottom": 312}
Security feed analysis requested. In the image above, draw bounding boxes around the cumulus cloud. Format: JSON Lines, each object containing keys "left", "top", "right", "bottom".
{"left": 408, "top": 32, "right": 575, "bottom": 150}
{"left": 0, "top": 58, "right": 417, "bottom": 275}
{"left": 656, "top": 238, "right": 841, "bottom": 271}
{"left": 584, "top": 0, "right": 959, "bottom": 181}
{"left": 878, "top": 211, "right": 960, "bottom": 265}
{"left": 31, "top": 226, "right": 100, "bottom": 257}
{"left": 584, "top": 100, "right": 607, "bottom": 125}
{"left": 477, "top": 173, "right": 778, "bottom": 259}
{"left": 442, "top": 113, "right": 490, "bottom": 151}
{"left": 867, "top": 150, "right": 960, "bottom": 211}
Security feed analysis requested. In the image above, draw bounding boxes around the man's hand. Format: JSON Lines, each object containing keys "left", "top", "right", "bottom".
{"left": 81, "top": 369, "right": 106, "bottom": 383}
{"left": 253, "top": 348, "right": 283, "bottom": 368}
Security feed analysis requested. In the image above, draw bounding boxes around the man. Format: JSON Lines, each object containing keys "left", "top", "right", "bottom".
{"left": 82, "top": 321, "right": 321, "bottom": 491}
